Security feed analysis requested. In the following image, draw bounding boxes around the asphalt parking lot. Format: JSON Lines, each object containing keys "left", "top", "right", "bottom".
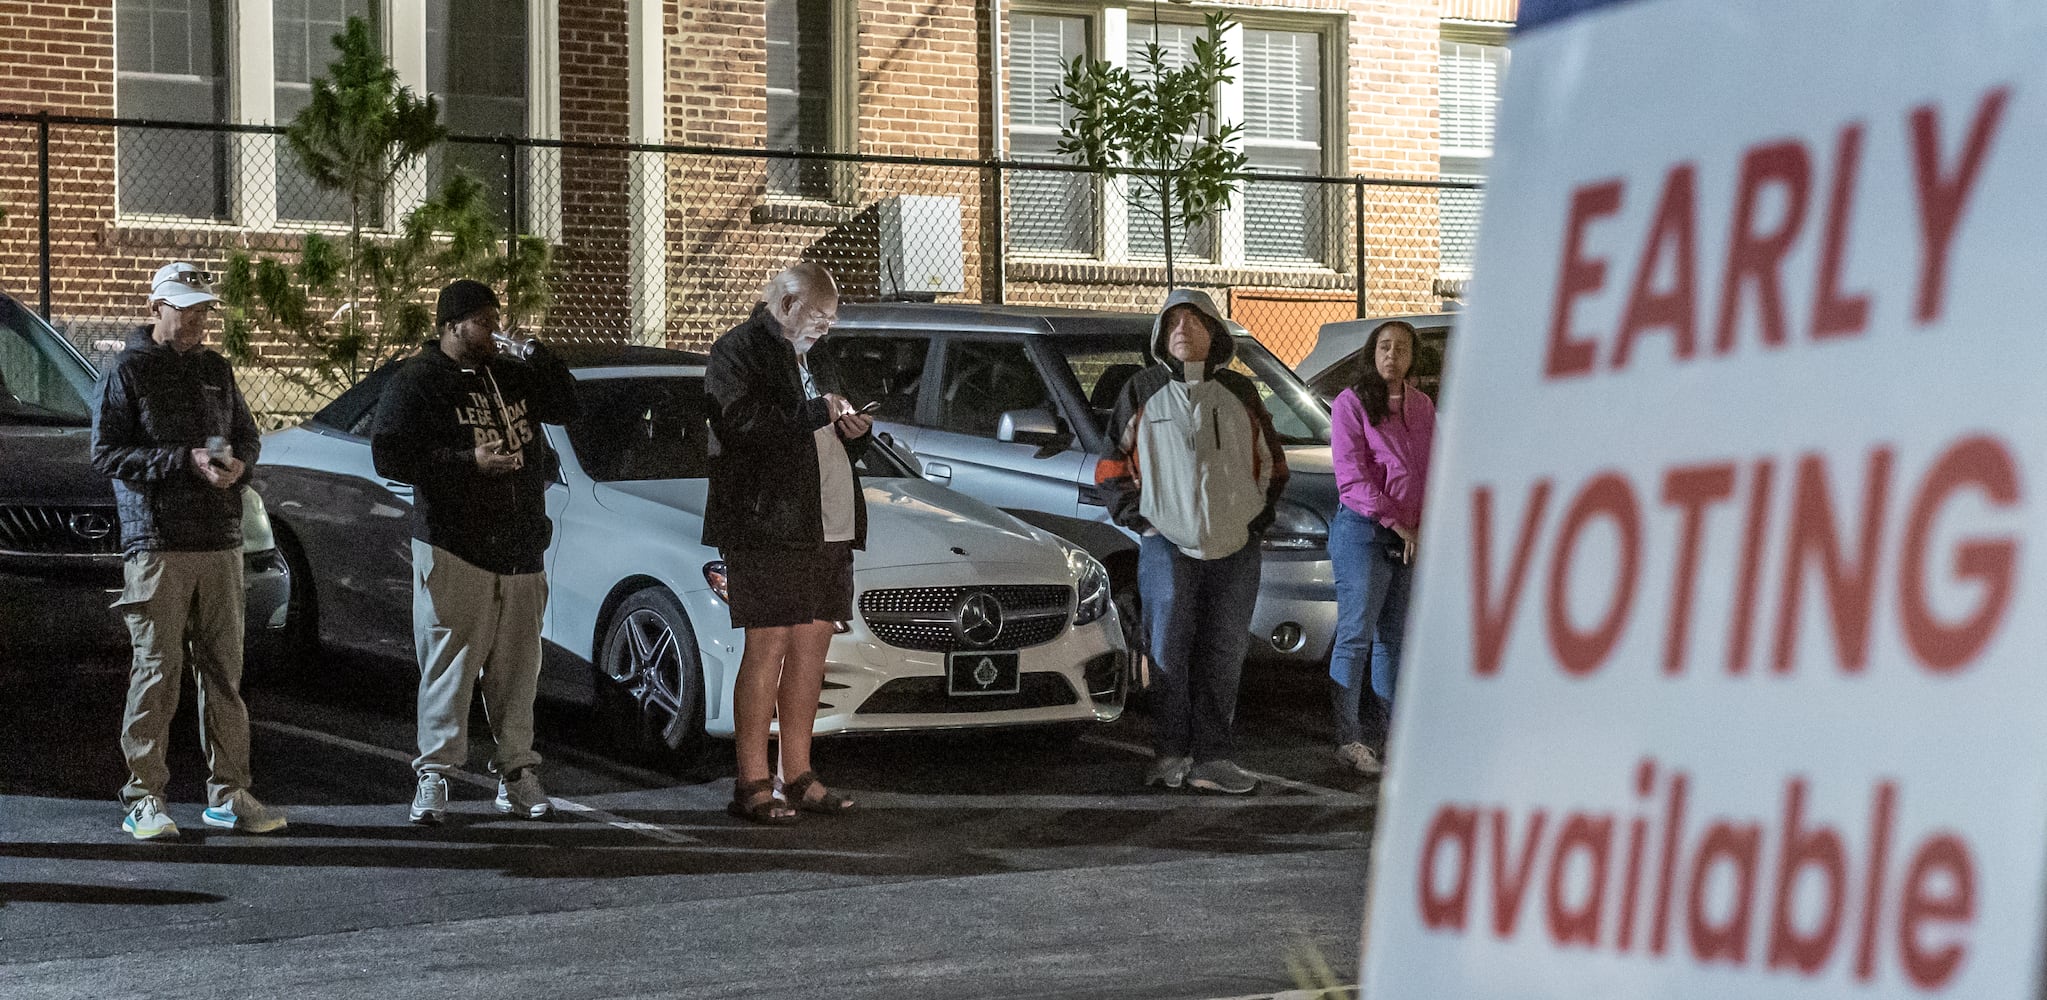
{"left": 0, "top": 650, "right": 1374, "bottom": 999}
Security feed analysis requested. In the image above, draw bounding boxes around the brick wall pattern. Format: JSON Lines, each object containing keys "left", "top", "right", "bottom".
{"left": 0, "top": 0, "right": 1495, "bottom": 422}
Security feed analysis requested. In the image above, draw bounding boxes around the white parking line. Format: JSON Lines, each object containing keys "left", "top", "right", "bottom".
{"left": 253, "top": 720, "right": 699, "bottom": 845}
{"left": 1079, "top": 734, "right": 1364, "bottom": 800}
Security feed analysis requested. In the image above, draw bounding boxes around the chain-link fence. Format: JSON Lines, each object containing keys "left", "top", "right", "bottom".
{"left": 0, "top": 113, "right": 1480, "bottom": 426}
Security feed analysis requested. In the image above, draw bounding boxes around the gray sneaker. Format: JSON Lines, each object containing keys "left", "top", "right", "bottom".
{"left": 1336, "top": 742, "right": 1384, "bottom": 776}
{"left": 122, "top": 795, "right": 179, "bottom": 841}
{"left": 1144, "top": 755, "right": 1193, "bottom": 789}
{"left": 203, "top": 790, "right": 288, "bottom": 834}
{"left": 1188, "top": 759, "right": 1259, "bottom": 795}
{"left": 409, "top": 772, "right": 449, "bottom": 825}
{"left": 496, "top": 769, "right": 554, "bottom": 819}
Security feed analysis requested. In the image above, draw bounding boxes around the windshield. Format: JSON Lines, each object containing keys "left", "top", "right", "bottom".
{"left": 1229, "top": 338, "right": 1333, "bottom": 446}
{"left": 566, "top": 375, "right": 917, "bottom": 482}
{"left": 1046, "top": 334, "right": 1332, "bottom": 446}
{"left": 0, "top": 297, "right": 96, "bottom": 427}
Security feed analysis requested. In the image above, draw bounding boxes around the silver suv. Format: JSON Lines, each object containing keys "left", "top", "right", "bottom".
{"left": 819, "top": 303, "right": 1339, "bottom": 664}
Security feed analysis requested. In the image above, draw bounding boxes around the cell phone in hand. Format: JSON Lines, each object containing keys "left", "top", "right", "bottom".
{"left": 855, "top": 400, "right": 884, "bottom": 415}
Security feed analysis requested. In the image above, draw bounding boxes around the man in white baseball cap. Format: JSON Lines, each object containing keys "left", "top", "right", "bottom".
{"left": 144, "top": 262, "right": 221, "bottom": 354}
{"left": 151, "top": 262, "right": 221, "bottom": 308}
{"left": 90, "top": 259, "right": 285, "bottom": 839}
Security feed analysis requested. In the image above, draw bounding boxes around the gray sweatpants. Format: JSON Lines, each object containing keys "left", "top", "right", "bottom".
{"left": 115, "top": 548, "right": 252, "bottom": 809}
{"left": 412, "top": 540, "right": 548, "bottom": 778}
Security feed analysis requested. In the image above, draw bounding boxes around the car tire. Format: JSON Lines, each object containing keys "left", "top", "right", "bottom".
{"left": 596, "top": 587, "right": 707, "bottom": 770}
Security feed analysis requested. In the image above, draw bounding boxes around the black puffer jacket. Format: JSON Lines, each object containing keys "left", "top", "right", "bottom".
{"left": 90, "top": 326, "right": 260, "bottom": 555}
{"left": 702, "top": 303, "right": 870, "bottom": 552}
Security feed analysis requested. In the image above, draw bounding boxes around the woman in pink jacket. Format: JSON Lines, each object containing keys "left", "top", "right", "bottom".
{"left": 1327, "top": 320, "right": 1434, "bottom": 776}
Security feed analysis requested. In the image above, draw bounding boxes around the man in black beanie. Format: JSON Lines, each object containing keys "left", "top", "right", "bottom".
{"left": 371, "top": 279, "right": 580, "bottom": 825}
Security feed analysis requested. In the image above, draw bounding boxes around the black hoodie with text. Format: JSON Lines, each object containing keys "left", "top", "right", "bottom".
{"left": 370, "top": 341, "right": 580, "bottom": 576}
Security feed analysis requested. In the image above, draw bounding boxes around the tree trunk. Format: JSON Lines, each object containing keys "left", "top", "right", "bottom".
{"left": 347, "top": 186, "right": 361, "bottom": 386}
{"left": 1161, "top": 170, "right": 1176, "bottom": 291}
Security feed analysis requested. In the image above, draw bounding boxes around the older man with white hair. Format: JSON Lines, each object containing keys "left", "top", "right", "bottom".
{"left": 703, "top": 261, "right": 873, "bottom": 823}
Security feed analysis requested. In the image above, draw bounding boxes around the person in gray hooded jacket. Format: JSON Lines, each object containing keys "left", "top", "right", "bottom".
{"left": 1095, "top": 289, "right": 1288, "bottom": 793}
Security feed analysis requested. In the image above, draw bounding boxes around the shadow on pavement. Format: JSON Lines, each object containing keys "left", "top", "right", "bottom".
{"left": 0, "top": 882, "right": 226, "bottom": 907}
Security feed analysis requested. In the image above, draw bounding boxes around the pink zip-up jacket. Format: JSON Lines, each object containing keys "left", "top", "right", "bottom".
{"left": 1331, "top": 384, "right": 1435, "bottom": 531}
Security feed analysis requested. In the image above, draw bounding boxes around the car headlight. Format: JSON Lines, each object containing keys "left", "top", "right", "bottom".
{"left": 1065, "top": 544, "right": 1113, "bottom": 627}
{"left": 1262, "top": 498, "right": 1330, "bottom": 552}
{"left": 241, "top": 488, "right": 277, "bottom": 555}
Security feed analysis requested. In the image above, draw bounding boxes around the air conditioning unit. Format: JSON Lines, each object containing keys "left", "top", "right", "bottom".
{"left": 877, "top": 195, "right": 964, "bottom": 299}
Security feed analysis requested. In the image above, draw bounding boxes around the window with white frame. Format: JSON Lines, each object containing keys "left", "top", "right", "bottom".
{"left": 275, "top": 0, "right": 380, "bottom": 224}
{"left": 765, "top": 0, "right": 837, "bottom": 199}
{"left": 114, "top": 0, "right": 552, "bottom": 231}
{"left": 1005, "top": 9, "right": 1333, "bottom": 268}
{"left": 1241, "top": 28, "right": 1324, "bottom": 263}
{"left": 427, "top": 0, "right": 530, "bottom": 226}
{"left": 115, "top": 0, "right": 231, "bottom": 220}
{"left": 1439, "top": 33, "right": 1507, "bottom": 277}
{"left": 1008, "top": 13, "right": 1093, "bottom": 255}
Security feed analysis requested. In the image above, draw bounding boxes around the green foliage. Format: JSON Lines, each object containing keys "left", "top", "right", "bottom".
{"left": 223, "top": 175, "right": 552, "bottom": 399}
{"left": 284, "top": 15, "right": 444, "bottom": 229}
{"left": 1052, "top": 10, "right": 1248, "bottom": 245}
{"left": 221, "top": 15, "right": 549, "bottom": 402}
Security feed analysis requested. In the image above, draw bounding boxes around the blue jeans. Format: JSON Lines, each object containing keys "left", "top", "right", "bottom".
{"left": 1138, "top": 534, "right": 1262, "bottom": 763}
{"left": 1327, "top": 507, "right": 1413, "bottom": 748}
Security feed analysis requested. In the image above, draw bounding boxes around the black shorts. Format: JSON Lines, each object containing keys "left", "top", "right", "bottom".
{"left": 722, "top": 542, "right": 855, "bottom": 629}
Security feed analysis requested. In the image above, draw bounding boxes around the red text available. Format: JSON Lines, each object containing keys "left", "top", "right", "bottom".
{"left": 1417, "top": 762, "right": 1976, "bottom": 990}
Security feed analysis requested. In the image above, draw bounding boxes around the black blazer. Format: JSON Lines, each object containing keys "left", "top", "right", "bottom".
{"left": 701, "top": 303, "right": 870, "bottom": 551}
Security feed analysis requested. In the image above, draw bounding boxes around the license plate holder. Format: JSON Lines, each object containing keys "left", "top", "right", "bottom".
{"left": 947, "top": 650, "right": 1021, "bottom": 696}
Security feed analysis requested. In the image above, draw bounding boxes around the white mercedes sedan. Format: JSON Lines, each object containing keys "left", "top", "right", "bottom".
{"left": 251, "top": 344, "right": 1128, "bottom": 764}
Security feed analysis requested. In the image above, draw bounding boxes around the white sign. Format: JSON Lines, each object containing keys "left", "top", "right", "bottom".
{"left": 1362, "top": 1, "right": 2047, "bottom": 997}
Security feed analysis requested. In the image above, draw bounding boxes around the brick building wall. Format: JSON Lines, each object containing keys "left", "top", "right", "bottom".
{"left": 554, "top": 0, "right": 633, "bottom": 338}
{"left": 0, "top": 0, "right": 1509, "bottom": 407}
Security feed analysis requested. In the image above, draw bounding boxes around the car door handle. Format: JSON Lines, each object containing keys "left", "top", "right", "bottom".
{"left": 383, "top": 480, "right": 414, "bottom": 497}
{"left": 923, "top": 462, "right": 952, "bottom": 486}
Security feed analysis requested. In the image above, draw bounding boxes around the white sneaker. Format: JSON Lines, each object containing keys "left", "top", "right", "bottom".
{"left": 202, "top": 790, "right": 288, "bottom": 834}
{"left": 122, "top": 795, "right": 179, "bottom": 841}
{"left": 1188, "top": 759, "right": 1259, "bottom": 795}
{"left": 1144, "top": 755, "right": 1193, "bottom": 789}
{"left": 496, "top": 769, "right": 554, "bottom": 819}
{"left": 1336, "top": 742, "right": 1384, "bottom": 776}
{"left": 410, "top": 772, "right": 449, "bottom": 825}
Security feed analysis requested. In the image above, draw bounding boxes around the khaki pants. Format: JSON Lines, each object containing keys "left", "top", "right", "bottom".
{"left": 116, "top": 548, "right": 251, "bottom": 809}
{"left": 412, "top": 540, "right": 547, "bottom": 777}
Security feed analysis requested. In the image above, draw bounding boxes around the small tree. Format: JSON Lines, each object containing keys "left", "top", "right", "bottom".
{"left": 222, "top": 176, "right": 551, "bottom": 398}
{"left": 1052, "top": 9, "right": 1247, "bottom": 289}
{"left": 284, "top": 15, "right": 444, "bottom": 339}
{"left": 223, "top": 16, "right": 549, "bottom": 403}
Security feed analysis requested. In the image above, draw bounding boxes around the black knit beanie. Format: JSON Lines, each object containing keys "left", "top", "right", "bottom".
{"left": 435, "top": 280, "right": 500, "bottom": 327}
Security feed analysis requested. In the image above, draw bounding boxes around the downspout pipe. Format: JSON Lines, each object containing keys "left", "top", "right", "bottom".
{"left": 988, "top": 0, "right": 1006, "bottom": 304}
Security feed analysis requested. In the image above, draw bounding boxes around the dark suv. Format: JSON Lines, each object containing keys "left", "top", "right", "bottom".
{"left": 0, "top": 292, "right": 290, "bottom": 656}
{"left": 818, "top": 302, "right": 1340, "bottom": 663}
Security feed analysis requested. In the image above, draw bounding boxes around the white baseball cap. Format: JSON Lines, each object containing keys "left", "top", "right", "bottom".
{"left": 150, "top": 262, "right": 220, "bottom": 309}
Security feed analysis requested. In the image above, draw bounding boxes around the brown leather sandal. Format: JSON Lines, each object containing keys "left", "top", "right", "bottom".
{"left": 726, "top": 776, "right": 798, "bottom": 825}
{"left": 783, "top": 771, "right": 854, "bottom": 815}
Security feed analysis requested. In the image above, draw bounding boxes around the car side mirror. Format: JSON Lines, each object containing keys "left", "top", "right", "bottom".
{"left": 998, "top": 408, "right": 1072, "bottom": 460}
{"left": 877, "top": 430, "right": 919, "bottom": 470}
{"left": 997, "top": 408, "right": 1061, "bottom": 444}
